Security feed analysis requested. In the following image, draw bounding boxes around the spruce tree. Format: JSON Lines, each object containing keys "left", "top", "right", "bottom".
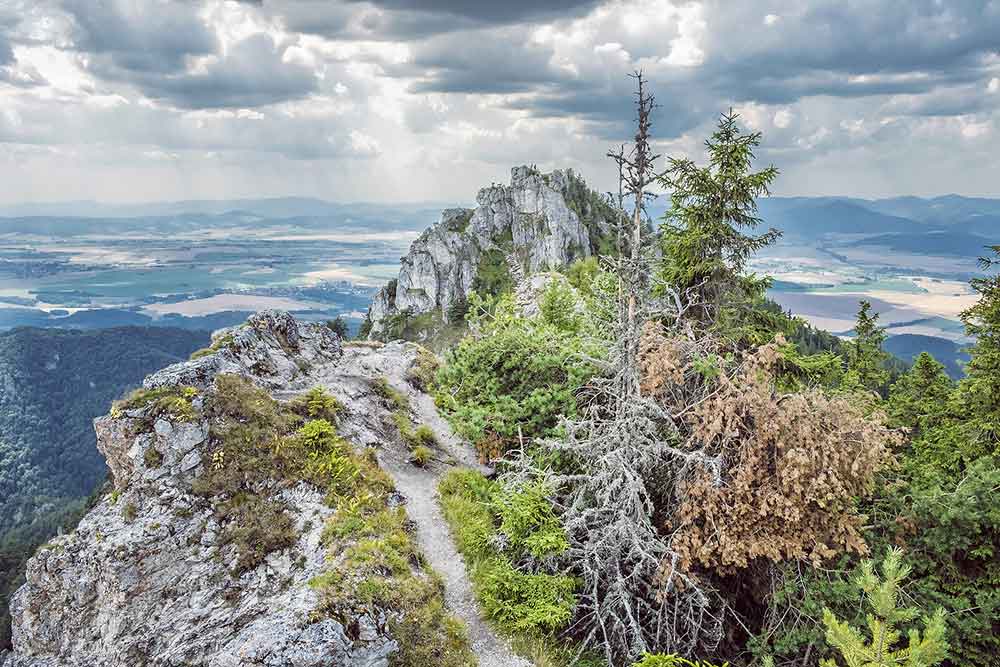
{"left": 845, "top": 300, "right": 889, "bottom": 392}
{"left": 958, "top": 245, "right": 1000, "bottom": 447}
{"left": 657, "top": 110, "right": 780, "bottom": 339}
{"left": 821, "top": 548, "right": 948, "bottom": 667}
{"left": 886, "top": 352, "right": 952, "bottom": 432}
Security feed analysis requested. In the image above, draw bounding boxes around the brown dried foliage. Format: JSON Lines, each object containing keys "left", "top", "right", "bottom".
{"left": 639, "top": 323, "right": 900, "bottom": 576}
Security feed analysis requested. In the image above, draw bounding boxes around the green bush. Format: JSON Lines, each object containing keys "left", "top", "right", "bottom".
{"left": 413, "top": 424, "right": 437, "bottom": 447}
{"left": 477, "top": 558, "right": 575, "bottom": 633}
{"left": 494, "top": 481, "right": 568, "bottom": 559}
{"left": 434, "top": 293, "right": 600, "bottom": 460}
{"left": 438, "top": 469, "right": 576, "bottom": 635}
{"left": 821, "top": 548, "right": 948, "bottom": 667}
{"left": 632, "top": 655, "right": 729, "bottom": 667}
{"left": 289, "top": 386, "right": 343, "bottom": 422}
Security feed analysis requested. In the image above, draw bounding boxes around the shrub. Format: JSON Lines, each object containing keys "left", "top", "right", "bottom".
{"left": 326, "top": 317, "right": 349, "bottom": 338}
{"left": 493, "top": 481, "right": 568, "bottom": 559}
{"left": 438, "top": 469, "right": 576, "bottom": 635}
{"left": 632, "top": 656, "right": 728, "bottom": 667}
{"left": 410, "top": 445, "right": 433, "bottom": 467}
{"left": 643, "top": 331, "right": 900, "bottom": 573}
{"left": 406, "top": 346, "right": 440, "bottom": 391}
{"left": 413, "top": 424, "right": 437, "bottom": 447}
{"left": 434, "top": 293, "right": 600, "bottom": 460}
{"left": 477, "top": 558, "right": 576, "bottom": 634}
{"left": 122, "top": 501, "right": 137, "bottom": 523}
{"left": 289, "top": 386, "right": 343, "bottom": 422}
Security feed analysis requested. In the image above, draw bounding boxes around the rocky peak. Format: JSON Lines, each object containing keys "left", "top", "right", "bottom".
{"left": 2, "top": 311, "right": 505, "bottom": 667}
{"left": 366, "top": 165, "right": 616, "bottom": 340}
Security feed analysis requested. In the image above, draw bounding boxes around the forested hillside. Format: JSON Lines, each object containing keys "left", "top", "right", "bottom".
{"left": 0, "top": 326, "right": 208, "bottom": 647}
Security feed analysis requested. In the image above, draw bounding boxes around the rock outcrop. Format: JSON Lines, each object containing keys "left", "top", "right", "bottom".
{"left": 3, "top": 311, "right": 521, "bottom": 667}
{"left": 366, "top": 165, "right": 616, "bottom": 339}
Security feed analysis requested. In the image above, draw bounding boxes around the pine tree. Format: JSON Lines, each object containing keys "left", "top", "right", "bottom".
{"left": 845, "top": 301, "right": 889, "bottom": 392}
{"left": 886, "top": 352, "right": 952, "bottom": 432}
{"left": 958, "top": 245, "right": 1000, "bottom": 447}
{"left": 821, "top": 547, "right": 948, "bottom": 667}
{"left": 657, "top": 110, "right": 780, "bottom": 340}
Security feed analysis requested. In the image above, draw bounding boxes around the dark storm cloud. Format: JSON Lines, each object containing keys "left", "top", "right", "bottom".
{"left": 61, "top": 0, "right": 217, "bottom": 74}
{"left": 400, "top": 31, "right": 565, "bottom": 94}
{"left": 0, "top": 32, "right": 13, "bottom": 65}
{"left": 346, "top": 0, "right": 603, "bottom": 24}
{"left": 388, "top": 0, "right": 1000, "bottom": 140}
{"left": 696, "top": 1, "right": 1000, "bottom": 103}
{"left": 118, "top": 33, "right": 318, "bottom": 110}
{"left": 58, "top": 1, "right": 316, "bottom": 109}
{"left": 259, "top": 0, "right": 600, "bottom": 40}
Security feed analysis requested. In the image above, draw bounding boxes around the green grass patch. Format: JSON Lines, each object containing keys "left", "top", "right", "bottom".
{"left": 191, "top": 375, "right": 394, "bottom": 575}
{"left": 438, "top": 468, "right": 581, "bottom": 664}
{"left": 189, "top": 333, "right": 236, "bottom": 359}
{"left": 111, "top": 384, "right": 199, "bottom": 425}
{"left": 312, "top": 505, "right": 475, "bottom": 667}
{"left": 288, "top": 386, "right": 344, "bottom": 422}
{"left": 410, "top": 445, "right": 433, "bottom": 467}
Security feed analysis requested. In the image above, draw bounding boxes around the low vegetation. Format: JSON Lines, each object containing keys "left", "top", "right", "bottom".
{"left": 438, "top": 470, "right": 579, "bottom": 658}
{"left": 434, "top": 289, "right": 602, "bottom": 462}
{"left": 429, "top": 78, "right": 999, "bottom": 667}
{"left": 189, "top": 332, "right": 235, "bottom": 359}
{"left": 118, "top": 375, "right": 474, "bottom": 660}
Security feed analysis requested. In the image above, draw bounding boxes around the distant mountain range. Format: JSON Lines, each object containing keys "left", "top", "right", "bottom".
{"left": 0, "top": 197, "right": 456, "bottom": 220}
{"left": 764, "top": 195, "right": 998, "bottom": 244}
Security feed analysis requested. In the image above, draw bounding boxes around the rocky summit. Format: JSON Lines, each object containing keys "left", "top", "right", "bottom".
{"left": 366, "top": 165, "right": 616, "bottom": 340}
{"left": 2, "top": 311, "right": 526, "bottom": 667}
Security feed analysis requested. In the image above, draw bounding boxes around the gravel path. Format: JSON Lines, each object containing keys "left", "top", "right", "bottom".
{"left": 308, "top": 343, "right": 531, "bottom": 667}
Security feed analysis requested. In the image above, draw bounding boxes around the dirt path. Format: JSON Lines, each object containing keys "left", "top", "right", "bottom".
{"left": 309, "top": 343, "right": 531, "bottom": 667}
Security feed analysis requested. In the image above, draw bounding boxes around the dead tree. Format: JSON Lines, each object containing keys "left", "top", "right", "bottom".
{"left": 509, "top": 73, "right": 724, "bottom": 666}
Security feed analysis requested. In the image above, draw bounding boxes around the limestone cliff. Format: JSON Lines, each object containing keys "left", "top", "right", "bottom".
{"left": 3, "top": 311, "right": 526, "bottom": 667}
{"left": 366, "top": 165, "right": 616, "bottom": 339}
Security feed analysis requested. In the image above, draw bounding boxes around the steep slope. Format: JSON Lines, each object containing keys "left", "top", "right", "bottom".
{"left": 0, "top": 327, "right": 210, "bottom": 534}
{"left": 3, "top": 312, "right": 525, "bottom": 667}
{"left": 366, "top": 165, "right": 616, "bottom": 340}
{"left": 0, "top": 326, "right": 209, "bottom": 649}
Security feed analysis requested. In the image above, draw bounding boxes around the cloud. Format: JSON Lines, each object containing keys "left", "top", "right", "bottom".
{"left": 4, "top": 0, "right": 1000, "bottom": 204}
{"left": 61, "top": 0, "right": 217, "bottom": 74}
{"left": 259, "top": 0, "right": 602, "bottom": 40}
{"left": 118, "top": 33, "right": 319, "bottom": 109}
{"left": 348, "top": 0, "right": 603, "bottom": 24}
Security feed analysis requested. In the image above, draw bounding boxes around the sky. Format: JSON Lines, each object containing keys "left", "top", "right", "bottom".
{"left": 2, "top": 0, "right": 1000, "bottom": 204}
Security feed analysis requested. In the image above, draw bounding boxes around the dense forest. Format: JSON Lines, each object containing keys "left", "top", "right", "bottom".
{"left": 425, "top": 79, "right": 999, "bottom": 666}
{"left": 0, "top": 326, "right": 209, "bottom": 647}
